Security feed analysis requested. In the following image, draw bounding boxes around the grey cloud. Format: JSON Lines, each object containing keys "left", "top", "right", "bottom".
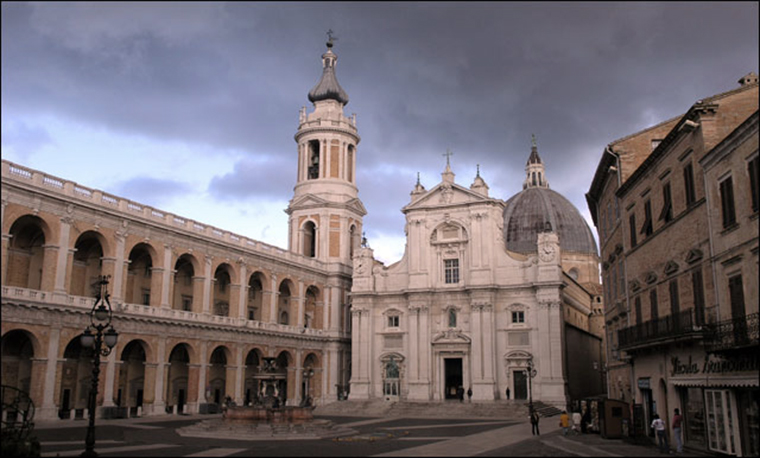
{"left": 1, "top": 119, "right": 53, "bottom": 161}
{"left": 208, "top": 155, "right": 293, "bottom": 201}
{"left": 110, "top": 177, "right": 194, "bottom": 208}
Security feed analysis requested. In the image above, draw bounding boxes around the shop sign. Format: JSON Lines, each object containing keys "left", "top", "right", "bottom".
{"left": 637, "top": 378, "right": 650, "bottom": 389}
{"left": 670, "top": 354, "right": 758, "bottom": 376}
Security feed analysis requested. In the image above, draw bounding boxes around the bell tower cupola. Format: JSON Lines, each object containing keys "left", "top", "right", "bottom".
{"left": 523, "top": 134, "right": 549, "bottom": 190}
{"left": 287, "top": 32, "right": 366, "bottom": 265}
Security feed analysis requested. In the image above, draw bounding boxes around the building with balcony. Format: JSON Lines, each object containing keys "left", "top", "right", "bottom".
{"left": 587, "top": 73, "right": 758, "bottom": 456}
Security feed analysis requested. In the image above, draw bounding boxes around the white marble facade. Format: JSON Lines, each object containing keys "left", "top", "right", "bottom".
{"left": 350, "top": 162, "right": 572, "bottom": 407}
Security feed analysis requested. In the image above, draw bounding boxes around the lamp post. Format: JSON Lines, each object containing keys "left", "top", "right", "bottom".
{"left": 80, "top": 276, "right": 119, "bottom": 458}
{"left": 302, "top": 367, "right": 315, "bottom": 406}
{"left": 527, "top": 357, "right": 538, "bottom": 414}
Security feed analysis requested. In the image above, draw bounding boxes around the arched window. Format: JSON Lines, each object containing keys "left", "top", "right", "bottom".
{"left": 303, "top": 221, "right": 317, "bottom": 258}
{"left": 308, "top": 140, "right": 320, "bottom": 179}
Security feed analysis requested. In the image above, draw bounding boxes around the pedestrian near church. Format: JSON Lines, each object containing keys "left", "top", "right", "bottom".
{"left": 672, "top": 408, "right": 683, "bottom": 453}
{"left": 572, "top": 410, "right": 582, "bottom": 435}
{"left": 559, "top": 410, "right": 570, "bottom": 436}
{"left": 467, "top": 387, "right": 473, "bottom": 402}
{"left": 530, "top": 409, "right": 540, "bottom": 436}
{"left": 506, "top": 387, "right": 510, "bottom": 400}
{"left": 651, "top": 413, "right": 668, "bottom": 453}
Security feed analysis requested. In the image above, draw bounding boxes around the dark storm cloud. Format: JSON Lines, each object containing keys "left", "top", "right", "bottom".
{"left": 208, "top": 156, "right": 293, "bottom": 200}
{"left": 111, "top": 177, "right": 194, "bottom": 208}
{"left": 2, "top": 2, "right": 757, "bottom": 249}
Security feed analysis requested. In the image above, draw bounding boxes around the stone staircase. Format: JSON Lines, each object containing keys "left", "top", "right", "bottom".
{"left": 314, "top": 399, "right": 530, "bottom": 420}
{"left": 532, "top": 401, "right": 563, "bottom": 417}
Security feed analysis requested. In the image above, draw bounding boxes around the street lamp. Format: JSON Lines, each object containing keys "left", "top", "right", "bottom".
{"left": 527, "top": 357, "right": 538, "bottom": 414}
{"left": 302, "top": 367, "right": 315, "bottom": 406}
{"left": 80, "top": 276, "right": 118, "bottom": 457}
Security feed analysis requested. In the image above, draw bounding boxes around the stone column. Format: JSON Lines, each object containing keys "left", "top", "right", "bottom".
{"left": 110, "top": 233, "right": 126, "bottom": 301}
{"left": 269, "top": 275, "right": 278, "bottom": 323}
{"left": 328, "top": 286, "right": 340, "bottom": 332}
{"left": 0, "top": 233, "right": 10, "bottom": 287}
{"left": 160, "top": 245, "right": 173, "bottom": 308}
{"left": 39, "top": 327, "right": 61, "bottom": 420}
{"left": 151, "top": 338, "right": 166, "bottom": 415}
{"left": 149, "top": 266, "right": 163, "bottom": 307}
{"left": 40, "top": 245, "right": 59, "bottom": 292}
{"left": 53, "top": 217, "right": 73, "bottom": 299}
{"left": 202, "top": 256, "right": 213, "bottom": 314}
{"left": 187, "top": 364, "right": 200, "bottom": 414}
{"left": 234, "top": 345, "right": 245, "bottom": 404}
{"left": 192, "top": 276, "right": 205, "bottom": 314}
{"left": 197, "top": 343, "right": 208, "bottom": 409}
{"left": 102, "top": 350, "right": 117, "bottom": 408}
{"left": 419, "top": 305, "right": 430, "bottom": 386}
{"left": 294, "top": 349, "right": 303, "bottom": 406}
{"left": 29, "top": 359, "right": 47, "bottom": 417}
{"left": 237, "top": 262, "right": 248, "bottom": 319}
{"left": 296, "top": 281, "right": 305, "bottom": 327}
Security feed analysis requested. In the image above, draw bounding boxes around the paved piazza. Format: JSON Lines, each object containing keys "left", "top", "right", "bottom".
{"left": 35, "top": 411, "right": 709, "bottom": 457}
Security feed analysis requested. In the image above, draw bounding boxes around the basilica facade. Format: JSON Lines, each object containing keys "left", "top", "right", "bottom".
{"left": 350, "top": 141, "right": 606, "bottom": 407}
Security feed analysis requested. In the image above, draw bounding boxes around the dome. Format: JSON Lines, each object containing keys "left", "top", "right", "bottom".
{"left": 308, "top": 41, "right": 349, "bottom": 106}
{"left": 503, "top": 187, "right": 598, "bottom": 256}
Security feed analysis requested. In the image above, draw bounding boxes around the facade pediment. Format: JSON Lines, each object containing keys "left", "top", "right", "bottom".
{"left": 402, "top": 182, "right": 491, "bottom": 212}
{"left": 288, "top": 194, "right": 329, "bottom": 210}
{"left": 432, "top": 329, "right": 471, "bottom": 344}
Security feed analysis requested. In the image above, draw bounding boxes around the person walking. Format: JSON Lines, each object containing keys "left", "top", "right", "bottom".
{"left": 559, "top": 410, "right": 570, "bottom": 436}
{"left": 506, "top": 387, "right": 510, "bottom": 400}
{"left": 572, "top": 410, "right": 582, "bottom": 435}
{"left": 672, "top": 408, "right": 683, "bottom": 453}
{"left": 467, "top": 387, "right": 473, "bottom": 403}
{"left": 651, "top": 413, "right": 669, "bottom": 453}
{"left": 530, "top": 408, "right": 540, "bottom": 435}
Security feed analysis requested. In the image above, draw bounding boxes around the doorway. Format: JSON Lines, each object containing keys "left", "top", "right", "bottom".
{"left": 444, "top": 358, "right": 463, "bottom": 399}
{"left": 514, "top": 370, "right": 528, "bottom": 400}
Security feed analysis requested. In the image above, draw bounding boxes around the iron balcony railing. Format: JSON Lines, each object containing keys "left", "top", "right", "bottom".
{"left": 618, "top": 308, "right": 704, "bottom": 350}
{"left": 703, "top": 312, "right": 759, "bottom": 352}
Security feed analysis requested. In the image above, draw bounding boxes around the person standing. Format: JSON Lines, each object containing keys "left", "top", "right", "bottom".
{"left": 559, "top": 410, "right": 570, "bottom": 436}
{"left": 651, "top": 413, "right": 668, "bottom": 453}
{"left": 672, "top": 408, "right": 683, "bottom": 453}
{"left": 467, "top": 387, "right": 473, "bottom": 403}
{"left": 530, "top": 408, "right": 540, "bottom": 435}
{"left": 506, "top": 387, "right": 510, "bottom": 400}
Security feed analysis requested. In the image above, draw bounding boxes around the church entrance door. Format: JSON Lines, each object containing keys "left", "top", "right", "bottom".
{"left": 444, "top": 358, "right": 463, "bottom": 399}
{"left": 514, "top": 370, "right": 528, "bottom": 400}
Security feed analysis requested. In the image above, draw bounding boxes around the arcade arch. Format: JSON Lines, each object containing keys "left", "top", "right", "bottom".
{"left": 69, "top": 231, "right": 106, "bottom": 297}
{"left": 125, "top": 243, "right": 155, "bottom": 305}
{"left": 6, "top": 215, "right": 48, "bottom": 290}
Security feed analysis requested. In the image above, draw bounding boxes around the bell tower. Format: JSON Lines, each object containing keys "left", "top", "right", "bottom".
{"left": 286, "top": 35, "right": 366, "bottom": 265}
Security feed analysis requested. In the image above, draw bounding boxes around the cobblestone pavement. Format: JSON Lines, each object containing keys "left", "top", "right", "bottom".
{"left": 34, "top": 412, "right": 716, "bottom": 457}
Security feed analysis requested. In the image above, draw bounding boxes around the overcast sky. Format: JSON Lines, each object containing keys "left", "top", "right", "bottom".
{"left": 3, "top": 2, "right": 758, "bottom": 263}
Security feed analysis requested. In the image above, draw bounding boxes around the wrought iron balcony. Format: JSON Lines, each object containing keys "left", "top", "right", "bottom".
{"left": 618, "top": 308, "right": 705, "bottom": 351}
{"left": 703, "top": 312, "right": 759, "bottom": 352}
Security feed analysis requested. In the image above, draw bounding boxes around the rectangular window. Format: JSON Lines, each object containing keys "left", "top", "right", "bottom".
{"left": 635, "top": 296, "right": 642, "bottom": 325}
{"left": 692, "top": 269, "right": 705, "bottom": 326}
{"left": 618, "top": 261, "right": 625, "bottom": 298}
{"left": 629, "top": 213, "right": 637, "bottom": 247}
{"left": 669, "top": 279, "right": 680, "bottom": 318}
{"left": 728, "top": 275, "right": 745, "bottom": 320}
{"left": 659, "top": 182, "right": 673, "bottom": 222}
{"left": 388, "top": 315, "right": 399, "bottom": 328}
{"left": 641, "top": 200, "right": 653, "bottom": 236}
{"left": 248, "top": 307, "right": 256, "bottom": 321}
{"left": 512, "top": 311, "right": 525, "bottom": 324}
{"left": 719, "top": 176, "right": 737, "bottom": 228}
{"left": 650, "top": 289, "right": 659, "bottom": 321}
{"left": 444, "top": 259, "right": 460, "bottom": 284}
{"left": 141, "top": 289, "right": 150, "bottom": 306}
{"left": 749, "top": 155, "right": 759, "bottom": 213}
{"left": 684, "top": 163, "right": 696, "bottom": 206}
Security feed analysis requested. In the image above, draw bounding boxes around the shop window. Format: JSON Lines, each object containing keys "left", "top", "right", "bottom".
{"left": 705, "top": 389, "right": 738, "bottom": 455}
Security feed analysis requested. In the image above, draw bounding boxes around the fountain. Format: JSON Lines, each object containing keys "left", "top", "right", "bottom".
{"left": 176, "top": 357, "right": 355, "bottom": 440}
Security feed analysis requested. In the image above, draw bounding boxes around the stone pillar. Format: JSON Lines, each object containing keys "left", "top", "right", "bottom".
{"left": 187, "top": 364, "right": 200, "bottom": 414}
{"left": 29, "top": 359, "right": 47, "bottom": 417}
{"left": 296, "top": 281, "right": 305, "bottom": 327}
{"left": 151, "top": 338, "right": 166, "bottom": 415}
{"left": 294, "top": 349, "right": 303, "bottom": 406}
{"left": 142, "top": 362, "right": 157, "bottom": 411}
{"left": 102, "top": 350, "right": 117, "bottom": 407}
{"left": 149, "top": 267, "right": 163, "bottom": 307}
{"left": 192, "top": 276, "right": 205, "bottom": 314}
{"left": 419, "top": 305, "right": 430, "bottom": 387}
{"left": 110, "top": 233, "right": 126, "bottom": 301}
{"left": 197, "top": 342, "right": 208, "bottom": 409}
{"left": 234, "top": 345, "right": 244, "bottom": 404}
{"left": 0, "top": 233, "right": 10, "bottom": 287}
{"left": 39, "top": 327, "right": 61, "bottom": 420}
{"left": 160, "top": 245, "right": 173, "bottom": 308}
{"left": 269, "top": 275, "right": 278, "bottom": 323}
{"left": 349, "top": 307, "right": 370, "bottom": 398}
{"left": 407, "top": 306, "right": 420, "bottom": 396}
{"left": 40, "top": 245, "right": 59, "bottom": 292}
{"left": 202, "top": 256, "right": 213, "bottom": 314}
{"left": 328, "top": 286, "right": 340, "bottom": 332}
{"left": 236, "top": 262, "right": 248, "bottom": 319}
{"left": 53, "top": 217, "right": 72, "bottom": 298}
